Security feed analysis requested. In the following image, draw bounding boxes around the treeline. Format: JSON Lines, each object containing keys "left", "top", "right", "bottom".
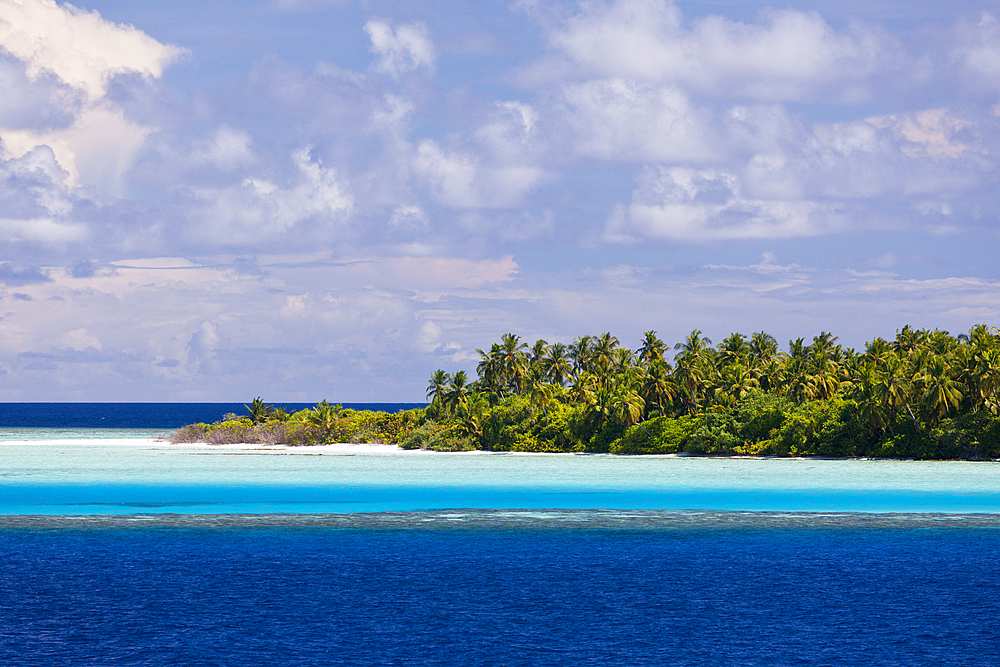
{"left": 169, "top": 399, "right": 420, "bottom": 446}
{"left": 413, "top": 325, "right": 1000, "bottom": 458}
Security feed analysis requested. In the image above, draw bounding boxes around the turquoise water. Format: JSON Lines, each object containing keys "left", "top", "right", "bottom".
{"left": 3, "top": 439, "right": 1000, "bottom": 515}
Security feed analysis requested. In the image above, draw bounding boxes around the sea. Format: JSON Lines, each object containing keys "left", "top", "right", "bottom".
{"left": 2, "top": 403, "right": 999, "bottom": 666}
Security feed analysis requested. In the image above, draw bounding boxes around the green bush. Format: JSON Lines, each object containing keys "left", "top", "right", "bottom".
{"left": 609, "top": 415, "right": 695, "bottom": 454}
{"left": 685, "top": 411, "right": 739, "bottom": 454}
{"left": 400, "top": 420, "right": 441, "bottom": 450}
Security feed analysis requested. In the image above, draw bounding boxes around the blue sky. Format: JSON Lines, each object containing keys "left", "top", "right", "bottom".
{"left": 1, "top": 0, "right": 998, "bottom": 401}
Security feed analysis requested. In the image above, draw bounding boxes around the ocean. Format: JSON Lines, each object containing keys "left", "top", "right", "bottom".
{"left": 1, "top": 403, "right": 999, "bottom": 665}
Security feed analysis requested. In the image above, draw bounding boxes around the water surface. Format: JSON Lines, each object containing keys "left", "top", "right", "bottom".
{"left": 3, "top": 441, "right": 999, "bottom": 514}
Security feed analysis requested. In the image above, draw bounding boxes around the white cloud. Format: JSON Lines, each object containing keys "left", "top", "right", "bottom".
{"left": 364, "top": 19, "right": 435, "bottom": 78}
{"left": 414, "top": 140, "right": 478, "bottom": 208}
{"left": 542, "top": 0, "right": 890, "bottom": 102}
{"left": 866, "top": 109, "right": 973, "bottom": 159}
{"left": 187, "top": 148, "right": 353, "bottom": 245}
{"left": 0, "top": 0, "right": 185, "bottom": 100}
{"left": 414, "top": 135, "right": 546, "bottom": 209}
{"left": 557, "top": 79, "right": 717, "bottom": 161}
{"left": 189, "top": 125, "right": 255, "bottom": 171}
{"left": 0, "top": 0, "right": 185, "bottom": 195}
{"left": 2, "top": 104, "right": 152, "bottom": 192}
{"left": 61, "top": 327, "right": 101, "bottom": 351}
{"left": 0, "top": 145, "right": 86, "bottom": 245}
{"left": 0, "top": 51, "right": 81, "bottom": 131}
{"left": 390, "top": 204, "right": 429, "bottom": 230}
{"left": 608, "top": 165, "right": 836, "bottom": 241}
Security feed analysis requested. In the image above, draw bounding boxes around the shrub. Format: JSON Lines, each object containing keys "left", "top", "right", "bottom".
{"left": 400, "top": 421, "right": 441, "bottom": 450}
{"left": 609, "top": 415, "right": 695, "bottom": 454}
{"left": 168, "top": 424, "right": 208, "bottom": 444}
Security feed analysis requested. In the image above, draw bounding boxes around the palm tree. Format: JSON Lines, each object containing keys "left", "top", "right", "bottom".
{"left": 528, "top": 377, "right": 559, "bottom": 424}
{"left": 974, "top": 347, "right": 1000, "bottom": 414}
{"left": 498, "top": 333, "right": 529, "bottom": 394}
{"left": 308, "top": 400, "right": 342, "bottom": 441}
{"left": 637, "top": 331, "right": 667, "bottom": 366}
{"left": 529, "top": 339, "right": 549, "bottom": 365}
{"left": 675, "top": 329, "right": 712, "bottom": 361}
{"left": 891, "top": 325, "right": 921, "bottom": 356}
{"left": 673, "top": 353, "right": 707, "bottom": 415}
{"left": 717, "top": 332, "right": 749, "bottom": 367}
{"left": 476, "top": 345, "right": 503, "bottom": 397}
{"left": 852, "top": 363, "right": 890, "bottom": 436}
{"left": 568, "top": 372, "right": 596, "bottom": 405}
{"left": 916, "top": 357, "right": 964, "bottom": 424}
{"left": 673, "top": 330, "right": 712, "bottom": 414}
{"left": 593, "top": 332, "right": 620, "bottom": 369}
{"left": 568, "top": 335, "right": 594, "bottom": 377}
{"left": 244, "top": 397, "right": 274, "bottom": 424}
{"left": 863, "top": 337, "right": 892, "bottom": 365}
{"left": 445, "top": 370, "right": 471, "bottom": 415}
{"left": 785, "top": 370, "right": 816, "bottom": 404}
{"left": 810, "top": 356, "right": 844, "bottom": 401}
{"left": 641, "top": 360, "right": 677, "bottom": 417}
{"left": 610, "top": 386, "right": 645, "bottom": 427}
{"left": 719, "top": 363, "right": 760, "bottom": 402}
{"left": 612, "top": 347, "right": 635, "bottom": 375}
{"left": 809, "top": 331, "right": 840, "bottom": 361}
{"left": 426, "top": 370, "right": 451, "bottom": 409}
{"left": 875, "top": 354, "right": 918, "bottom": 433}
{"left": 545, "top": 342, "right": 573, "bottom": 386}
{"left": 749, "top": 332, "right": 779, "bottom": 365}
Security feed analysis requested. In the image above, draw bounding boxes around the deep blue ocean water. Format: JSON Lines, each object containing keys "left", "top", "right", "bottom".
{"left": 0, "top": 402, "right": 425, "bottom": 429}
{"left": 2, "top": 521, "right": 999, "bottom": 666}
{"left": 3, "top": 404, "right": 999, "bottom": 665}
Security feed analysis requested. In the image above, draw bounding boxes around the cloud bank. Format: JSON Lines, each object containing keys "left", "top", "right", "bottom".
{"left": 0, "top": 0, "right": 998, "bottom": 400}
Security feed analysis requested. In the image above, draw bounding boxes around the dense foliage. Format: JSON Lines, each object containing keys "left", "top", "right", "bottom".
{"left": 416, "top": 325, "right": 1000, "bottom": 459}
{"left": 170, "top": 325, "right": 1000, "bottom": 459}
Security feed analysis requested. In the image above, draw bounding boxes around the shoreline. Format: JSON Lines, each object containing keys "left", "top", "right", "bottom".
{"left": 1, "top": 438, "right": 998, "bottom": 461}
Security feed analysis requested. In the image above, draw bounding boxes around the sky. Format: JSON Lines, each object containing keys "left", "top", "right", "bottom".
{"left": 0, "top": 0, "right": 999, "bottom": 402}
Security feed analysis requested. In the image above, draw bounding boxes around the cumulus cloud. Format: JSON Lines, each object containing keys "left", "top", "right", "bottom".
{"left": 0, "top": 51, "right": 81, "bottom": 131}
{"left": 0, "top": 0, "right": 184, "bottom": 99}
{"left": 0, "top": 0, "right": 185, "bottom": 194}
{"left": 0, "top": 145, "right": 88, "bottom": 246}
{"left": 189, "top": 125, "right": 255, "bottom": 171}
{"left": 607, "top": 166, "right": 839, "bottom": 241}
{"left": 605, "top": 101, "right": 995, "bottom": 243}
{"left": 185, "top": 147, "right": 353, "bottom": 246}
{"left": 413, "top": 136, "right": 547, "bottom": 209}
{"left": 539, "top": 0, "right": 890, "bottom": 102}
{"left": 556, "top": 79, "right": 717, "bottom": 161}
{"left": 414, "top": 140, "right": 478, "bottom": 208}
{"left": 364, "top": 19, "right": 435, "bottom": 78}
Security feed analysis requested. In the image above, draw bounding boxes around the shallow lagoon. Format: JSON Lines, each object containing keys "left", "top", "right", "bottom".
{"left": 3, "top": 439, "right": 1000, "bottom": 514}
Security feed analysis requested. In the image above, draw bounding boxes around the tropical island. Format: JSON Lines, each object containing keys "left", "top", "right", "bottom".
{"left": 171, "top": 325, "right": 1000, "bottom": 459}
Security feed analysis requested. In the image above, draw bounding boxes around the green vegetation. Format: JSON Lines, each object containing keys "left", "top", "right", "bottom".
{"left": 170, "top": 324, "right": 1000, "bottom": 459}
{"left": 415, "top": 325, "right": 1000, "bottom": 459}
{"left": 168, "top": 399, "right": 422, "bottom": 446}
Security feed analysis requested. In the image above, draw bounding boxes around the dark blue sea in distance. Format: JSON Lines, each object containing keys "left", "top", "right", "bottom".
{"left": 0, "top": 402, "right": 425, "bottom": 428}
{"left": 2, "top": 522, "right": 1000, "bottom": 666}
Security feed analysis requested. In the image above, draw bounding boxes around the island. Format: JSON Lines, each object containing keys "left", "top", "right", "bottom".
{"left": 171, "top": 325, "right": 1000, "bottom": 459}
